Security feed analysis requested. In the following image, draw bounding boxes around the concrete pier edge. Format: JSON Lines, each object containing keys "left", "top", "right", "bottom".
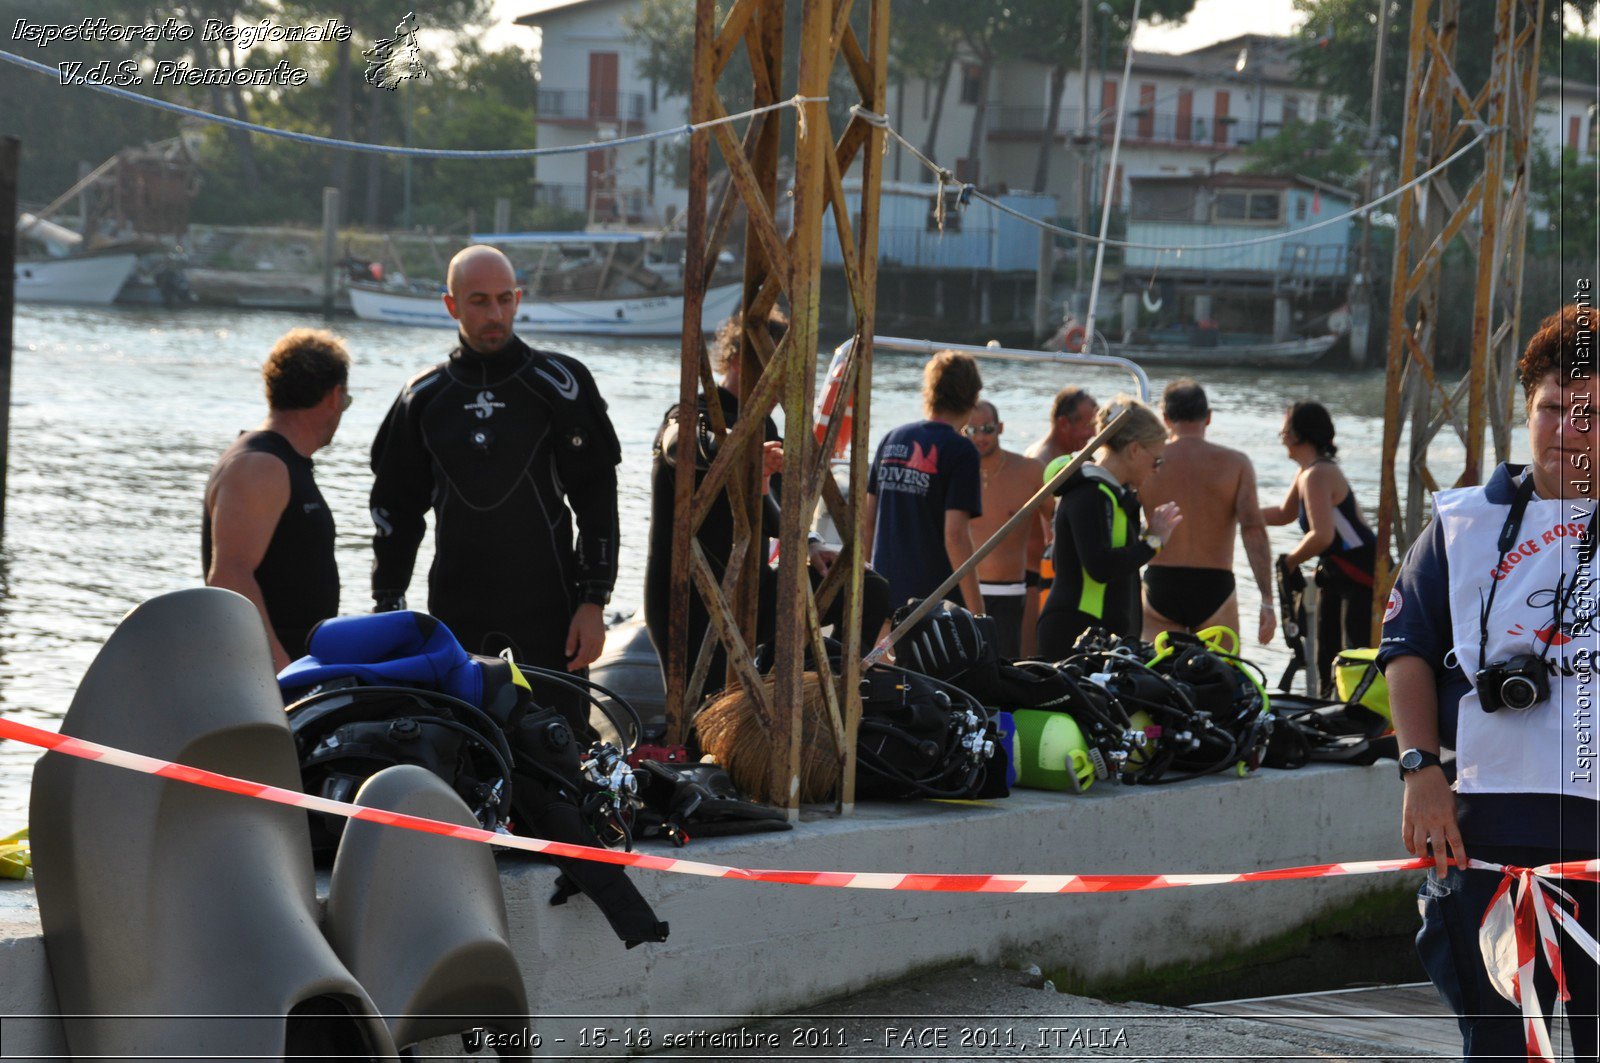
{"left": 0, "top": 762, "right": 1408, "bottom": 1056}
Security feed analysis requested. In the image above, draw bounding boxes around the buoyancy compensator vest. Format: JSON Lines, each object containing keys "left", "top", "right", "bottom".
{"left": 281, "top": 611, "right": 669, "bottom": 947}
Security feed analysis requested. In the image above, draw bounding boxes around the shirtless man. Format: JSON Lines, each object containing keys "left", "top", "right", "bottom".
{"left": 965, "top": 401, "right": 1047, "bottom": 658}
{"left": 1139, "top": 379, "right": 1277, "bottom": 645}
{"left": 1024, "top": 386, "right": 1098, "bottom": 464}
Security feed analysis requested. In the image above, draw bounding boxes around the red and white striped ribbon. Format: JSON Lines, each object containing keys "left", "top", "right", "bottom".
{"left": 1477, "top": 859, "right": 1600, "bottom": 1062}
{"left": 2, "top": 706, "right": 1595, "bottom": 979}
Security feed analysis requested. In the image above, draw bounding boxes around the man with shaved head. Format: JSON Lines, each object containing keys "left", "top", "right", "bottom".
{"left": 369, "top": 244, "right": 621, "bottom": 712}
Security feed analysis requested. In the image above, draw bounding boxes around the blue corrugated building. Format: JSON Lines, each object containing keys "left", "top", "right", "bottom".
{"left": 819, "top": 181, "right": 1056, "bottom": 333}
{"left": 822, "top": 181, "right": 1056, "bottom": 273}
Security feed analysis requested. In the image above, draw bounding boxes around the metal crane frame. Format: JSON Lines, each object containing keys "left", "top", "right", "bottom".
{"left": 1375, "top": 0, "right": 1546, "bottom": 625}
{"left": 666, "top": 0, "right": 890, "bottom": 817}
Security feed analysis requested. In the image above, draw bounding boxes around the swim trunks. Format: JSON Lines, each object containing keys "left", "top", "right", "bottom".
{"left": 978, "top": 581, "right": 1027, "bottom": 660}
{"left": 1143, "top": 565, "right": 1235, "bottom": 629}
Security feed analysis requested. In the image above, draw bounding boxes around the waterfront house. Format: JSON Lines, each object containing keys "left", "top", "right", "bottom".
{"left": 1122, "top": 172, "right": 1356, "bottom": 340}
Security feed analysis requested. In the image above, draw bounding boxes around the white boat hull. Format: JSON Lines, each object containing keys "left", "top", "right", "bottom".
{"left": 14, "top": 252, "right": 140, "bottom": 306}
{"left": 348, "top": 281, "right": 744, "bottom": 337}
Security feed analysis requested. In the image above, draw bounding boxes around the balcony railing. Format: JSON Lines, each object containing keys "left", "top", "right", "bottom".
{"left": 987, "top": 105, "right": 1282, "bottom": 148}
{"left": 534, "top": 87, "right": 646, "bottom": 125}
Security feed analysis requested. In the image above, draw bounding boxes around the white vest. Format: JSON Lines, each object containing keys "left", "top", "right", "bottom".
{"left": 1436, "top": 482, "right": 1599, "bottom": 800}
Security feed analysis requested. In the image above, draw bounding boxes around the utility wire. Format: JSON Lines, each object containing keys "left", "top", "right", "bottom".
{"left": 853, "top": 103, "right": 1490, "bottom": 255}
{"left": 0, "top": 48, "right": 825, "bottom": 160}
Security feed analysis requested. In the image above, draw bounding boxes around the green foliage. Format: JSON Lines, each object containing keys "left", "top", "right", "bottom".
{"left": 622, "top": 0, "right": 702, "bottom": 102}
{"left": 1547, "top": 33, "right": 1600, "bottom": 86}
{"left": 1240, "top": 119, "right": 1363, "bottom": 187}
{"left": 1, "top": 0, "right": 540, "bottom": 230}
{"left": 1291, "top": 0, "right": 1596, "bottom": 145}
{"left": 1530, "top": 145, "right": 1599, "bottom": 265}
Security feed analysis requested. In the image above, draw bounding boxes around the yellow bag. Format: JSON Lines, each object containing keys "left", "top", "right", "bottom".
{"left": 1334, "top": 648, "right": 1391, "bottom": 724}
{"left": 0, "top": 828, "right": 29, "bottom": 880}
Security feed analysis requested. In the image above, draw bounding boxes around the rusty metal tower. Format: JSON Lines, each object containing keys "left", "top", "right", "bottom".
{"left": 1374, "top": 0, "right": 1547, "bottom": 624}
{"left": 665, "top": 0, "right": 890, "bottom": 817}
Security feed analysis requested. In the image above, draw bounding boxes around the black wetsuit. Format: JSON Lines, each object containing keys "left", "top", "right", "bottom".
{"left": 643, "top": 387, "right": 889, "bottom": 692}
{"left": 369, "top": 335, "right": 620, "bottom": 670}
{"left": 201, "top": 429, "right": 339, "bottom": 659}
{"left": 1036, "top": 464, "right": 1155, "bottom": 657}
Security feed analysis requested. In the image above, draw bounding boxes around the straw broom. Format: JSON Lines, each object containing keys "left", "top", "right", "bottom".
{"left": 696, "top": 672, "right": 841, "bottom": 804}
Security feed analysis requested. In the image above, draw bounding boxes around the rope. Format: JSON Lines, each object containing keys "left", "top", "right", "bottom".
{"left": 854, "top": 102, "right": 1491, "bottom": 255}
{"left": 0, "top": 48, "right": 825, "bottom": 160}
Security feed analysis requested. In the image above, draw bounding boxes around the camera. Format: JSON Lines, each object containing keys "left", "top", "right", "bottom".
{"left": 1476, "top": 653, "right": 1549, "bottom": 712}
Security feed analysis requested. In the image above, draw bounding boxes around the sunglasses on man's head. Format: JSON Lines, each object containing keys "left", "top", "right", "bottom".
{"left": 962, "top": 424, "right": 999, "bottom": 436}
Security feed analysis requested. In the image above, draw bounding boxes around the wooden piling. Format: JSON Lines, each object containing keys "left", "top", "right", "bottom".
{"left": 0, "top": 137, "right": 17, "bottom": 539}
{"left": 320, "top": 187, "right": 338, "bottom": 316}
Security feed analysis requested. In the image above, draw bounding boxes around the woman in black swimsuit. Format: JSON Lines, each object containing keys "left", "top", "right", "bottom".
{"left": 1262, "top": 401, "right": 1377, "bottom": 694}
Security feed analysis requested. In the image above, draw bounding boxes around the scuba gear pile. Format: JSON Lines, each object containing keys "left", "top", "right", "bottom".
{"left": 856, "top": 664, "right": 1009, "bottom": 800}
{"left": 280, "top": 611, "right": 668, "bottom": 948}
{"left": 887, "top": 601, "right": 1394, "bottom": 787}
{"left": 1028, "top": 626, "right": 1270, "bottom": 786}
{"left": 630, "top": 760, "right": 791, "bottom": 847}
{"left": 695, "top": 629, "right": 1009, "bottom": 804}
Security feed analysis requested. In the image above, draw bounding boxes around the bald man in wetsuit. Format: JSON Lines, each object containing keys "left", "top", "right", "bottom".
{"left": 369, "top": 245, "right": 621, "bottom": 685}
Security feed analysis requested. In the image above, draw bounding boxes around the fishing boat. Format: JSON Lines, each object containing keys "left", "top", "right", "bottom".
{"left": 14, "top": 249, "right": 140, "bottom": 306}
{"left": 1110, "top": 330, "right": 1340, "bottom": 369}
{"left": 15, "top": 211, "right": 142, "bottom": 306}
{"left": 349, "top": 231, "right": 744, "bottom": 337}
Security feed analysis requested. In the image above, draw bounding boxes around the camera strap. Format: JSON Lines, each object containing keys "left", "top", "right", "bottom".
{"left": 1478, "top": 474, "right": 1539, "bottom": 666}
{"left": 1477, "top": 474, "right": 1597, "bottom": 669}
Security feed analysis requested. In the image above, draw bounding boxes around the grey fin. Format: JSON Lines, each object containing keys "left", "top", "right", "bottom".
{"left": 324, "top": 764, "right": 529, "bottom": 1049}
{"left": 29, "top": 587, "right": 397, "bottom": 1060}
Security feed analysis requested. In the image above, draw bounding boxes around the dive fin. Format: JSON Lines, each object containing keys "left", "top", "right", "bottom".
{"left": 29, "top": 588, "right": 396, "bottom": 1060}
{"left": 324, "top": 764, "right": 529, "bottom": 1050}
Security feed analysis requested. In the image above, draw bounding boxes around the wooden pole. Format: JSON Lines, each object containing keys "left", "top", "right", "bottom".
{"left": 321, "top": 187, "right": 339, "bottom": 317}
{"left": 0, "top": 137, "right": 17, "bottom": 540}
{"left": 866, "top": 410, "right": 1132, "bottom": 666}
{"left": 665, "top": 0, "right": 719, "bottom": 745}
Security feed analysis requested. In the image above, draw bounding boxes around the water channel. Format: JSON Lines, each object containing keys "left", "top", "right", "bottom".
{"left": 0, "top": 304, "right": 1473, "bottom": 830}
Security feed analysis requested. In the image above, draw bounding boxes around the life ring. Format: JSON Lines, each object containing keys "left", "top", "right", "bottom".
{"left": 812, "top": 347, "right": 855, "bottom": 457}
{"left": 1061, "top": 325, "right": 1087, "bottom": 353}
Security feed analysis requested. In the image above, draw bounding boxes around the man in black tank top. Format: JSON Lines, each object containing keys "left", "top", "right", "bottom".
{"left": 369, "top": 246, "right": 621, "bottom": 681}
{"left": 202, "top": 329, "right": 351, "bottom": 672}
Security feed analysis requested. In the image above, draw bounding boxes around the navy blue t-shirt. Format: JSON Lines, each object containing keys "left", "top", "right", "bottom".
{"left": 867, "top": 420, "right": 982, "bottom": 609}
{"left": 1379, "top": 462, "right": 1598, "bottom": 854}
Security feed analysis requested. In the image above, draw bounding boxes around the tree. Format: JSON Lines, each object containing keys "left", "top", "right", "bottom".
{"left": 278, "top": 0, "right": 490, "bottom": 221}
{"left": 1290, "top": 0, "right": 1596, "bottom": 148}
{"left": 889, "top": 0, "right": 962, "bottom": 181}
{"left": 1239, "top": 118, "right": 1363, "bottom": 187}
{"left": 1531, "top": 145, "right": 1598, "bottom": 264}
{"left": 1002, "top": 0, "right": 1198, "bottom": 193}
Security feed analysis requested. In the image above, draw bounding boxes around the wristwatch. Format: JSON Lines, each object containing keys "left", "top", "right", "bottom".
{"left": 1143, "top": 532, "right": 1163, "bottom": 551}
{"left": 1398, "top": 748, "right": 1443, "bottom": 781}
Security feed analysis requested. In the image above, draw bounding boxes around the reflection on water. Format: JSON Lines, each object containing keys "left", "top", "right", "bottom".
{"left": 0, "top": 306, "right": 1503, "bottom": 830}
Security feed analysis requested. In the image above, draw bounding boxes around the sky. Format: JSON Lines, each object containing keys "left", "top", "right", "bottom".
{"left": 485, "top": 0, "right": 1593, "bottom": 60}
{"left": 485, "top": 0, "right": 1310, "bottom": 58}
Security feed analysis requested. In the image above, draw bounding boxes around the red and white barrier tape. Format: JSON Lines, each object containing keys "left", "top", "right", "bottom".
{"left": 0, "top": 714, "right": 1435, "bottom": 890}
{"left": 6, "top": 713, "right": 1600, "bottom": 1060}
{"left": 1479, "top": 862, "right": 1600, "bottom": 1062}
